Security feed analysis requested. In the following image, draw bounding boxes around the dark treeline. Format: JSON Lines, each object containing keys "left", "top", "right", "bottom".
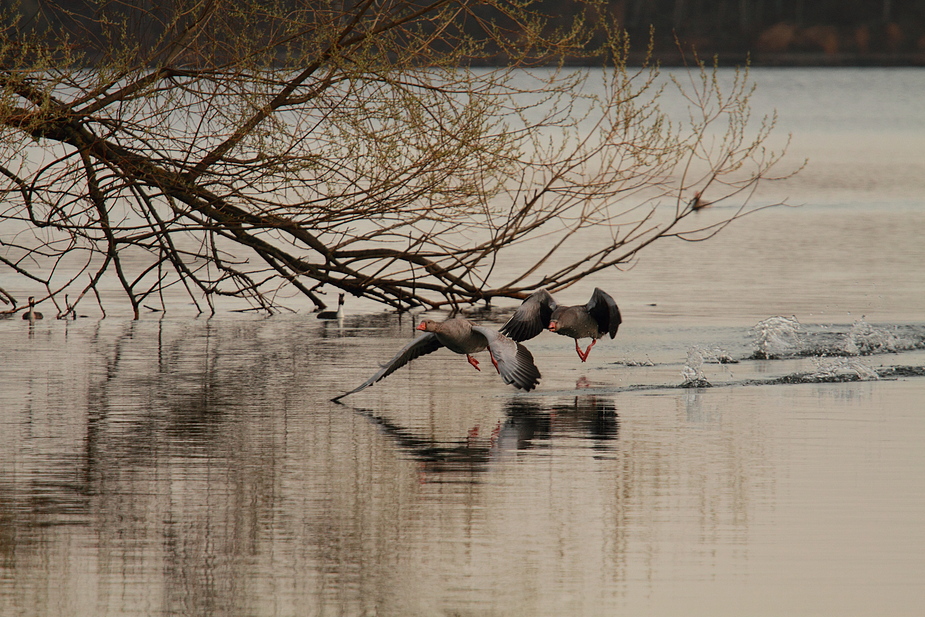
{"left": 525, "top": 0, "right": 925, "bottom": 64}
{"left": 11, "top": 0, "right": 925, "bottom": 65}
{"left": 614, "top": 0, "right": 925, "bottom": 64}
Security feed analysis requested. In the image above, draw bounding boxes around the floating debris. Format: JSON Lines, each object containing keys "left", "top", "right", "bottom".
{"left": 680, "top": 378, "right": 713, "bottom": 388}
{"left": 879, "top": 365, "right": 925, "bottom": 378}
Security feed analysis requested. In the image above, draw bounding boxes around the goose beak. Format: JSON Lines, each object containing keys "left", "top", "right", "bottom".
{"left": 416, "top": 322, "right": 427, "bottom": 331}
{"left": 548, "top": 321, "right": 558, "bottom": 332}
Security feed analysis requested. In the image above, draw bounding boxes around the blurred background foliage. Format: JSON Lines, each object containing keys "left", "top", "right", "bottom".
{"left": 11, "top": 0, "right": 925, "bottom": 65}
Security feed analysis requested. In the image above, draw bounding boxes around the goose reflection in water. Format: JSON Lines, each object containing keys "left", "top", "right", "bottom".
{"left": 352, "top": 394, "right": 618, "bottom": 479}
{"left": 502, "top": 395, "right": 619, "bottom": 453}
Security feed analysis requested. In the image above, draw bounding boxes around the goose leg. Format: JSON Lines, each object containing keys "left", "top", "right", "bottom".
{"left": 488, "top": 350, "right": 500, "bottom": 374}
{"left": 582, "top": 339, "right": 597, "bottom": 361}
{"left": 574, "top": 339, "right": 587, "bottom": 362}
{"left": 466, "top": 354, "right": 481, "bottom": 371}
{"left": 575, "top": 339, "right": 597, "bottom": 362}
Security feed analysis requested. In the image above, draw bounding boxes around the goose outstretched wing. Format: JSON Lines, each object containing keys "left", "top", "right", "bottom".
{"left": 332, "top": 333, "right": 443, "bottom": 401}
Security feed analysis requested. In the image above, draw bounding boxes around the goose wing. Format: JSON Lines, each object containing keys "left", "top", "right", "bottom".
{"left": 473, "top": 326, "right": 542, "bottom": 391}
{"left": 499, "top": 289, "right": 558, "bottom": 342}
{"left": 586, "top": 287, "right": 622, "bottom": 339}
{"left": 332, "top": 333, "right": 443, "bottom": 401}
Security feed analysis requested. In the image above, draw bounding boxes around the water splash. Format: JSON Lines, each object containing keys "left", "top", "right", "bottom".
{"left": 680, "top": 346, "right": 728, "bottom": 387}
{"left": 621, "top": 357, "right": 655, "bottom": 367}
{"left": 750, "top": 315, "right": 803, "bottom": 359}
{"left": 842, "top": 318, "right": 912, "bottom": 355}
{"left": 810, "top": 356, "right": 880, "bottom": 381}
{"left": 681, "top": 347, "right": 707, "bottom": 386}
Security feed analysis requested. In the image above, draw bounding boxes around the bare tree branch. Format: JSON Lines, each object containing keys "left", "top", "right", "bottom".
{"left": 0, "top": 0, "right": 796, "bottom": 317}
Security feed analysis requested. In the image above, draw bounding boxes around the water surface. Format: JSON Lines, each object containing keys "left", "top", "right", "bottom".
{"left": 2, "top": 67, "right": 925, "bottom": 617}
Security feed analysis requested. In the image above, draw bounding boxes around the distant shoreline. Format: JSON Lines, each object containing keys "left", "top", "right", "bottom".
{"left": 627, "top": 51, "right": 925, "bottom": 68}
{"left": 474, "top": 52, "right": 925, "bottom": 68}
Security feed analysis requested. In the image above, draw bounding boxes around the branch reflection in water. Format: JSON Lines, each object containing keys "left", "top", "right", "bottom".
{"left": 0, "top": 316, "right": 636, "bottom": 616}
{"left": 4, "top": 310, "right": 924, "bottom": 617}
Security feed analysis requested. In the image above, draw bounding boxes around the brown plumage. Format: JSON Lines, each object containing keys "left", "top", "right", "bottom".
{"left": 500, "top": 288, "right": 621, "bottom": 362}
{"left": 332, "top": 317, "right": 541, "bottom": 401}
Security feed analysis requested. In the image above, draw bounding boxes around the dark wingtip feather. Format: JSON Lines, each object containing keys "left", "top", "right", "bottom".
{"left": 333, "top": 333, "right": 443, "bottom": 400}
{"left": 500, "top": 290, "right": 555, "bottom": 342}
{"left": 588, "top": 287, "right": 622, "bottom": 339}
{"left": 500, "top": 319, "right": 539, "bottom": 342}
{"left": 513, "top": 342, "right": 542, "bottom": 391}
{"left": 609, "top": 304, "right": 622, "bottom": 339}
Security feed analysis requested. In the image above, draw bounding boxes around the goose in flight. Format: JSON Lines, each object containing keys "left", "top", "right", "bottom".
{"left": 332, "top": 317, "right": 541, "bottom": 401}
{"left": 500, "top": 288, "right": 621, "bottom": 362}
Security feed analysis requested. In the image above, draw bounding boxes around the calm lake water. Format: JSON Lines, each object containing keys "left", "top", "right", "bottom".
{"left": 2, "top": 68, "right": 925, "bottom": 616}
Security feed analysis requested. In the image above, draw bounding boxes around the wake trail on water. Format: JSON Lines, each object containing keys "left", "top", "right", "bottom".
{"left": 580, "top": 316, "right": 925, "bottom": 395}
{"left": 748, "top": 315, "right": 923, "bottom": 359}
{"left": 680, "top": 316, "right": 925, "bottom": 388}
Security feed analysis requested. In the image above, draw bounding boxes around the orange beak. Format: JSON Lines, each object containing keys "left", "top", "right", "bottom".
{"left": 548, "top": 320, "right": 558, "bottom": 332}
{"left": 416, "top": 322, "right": 426, "bottom": 331}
